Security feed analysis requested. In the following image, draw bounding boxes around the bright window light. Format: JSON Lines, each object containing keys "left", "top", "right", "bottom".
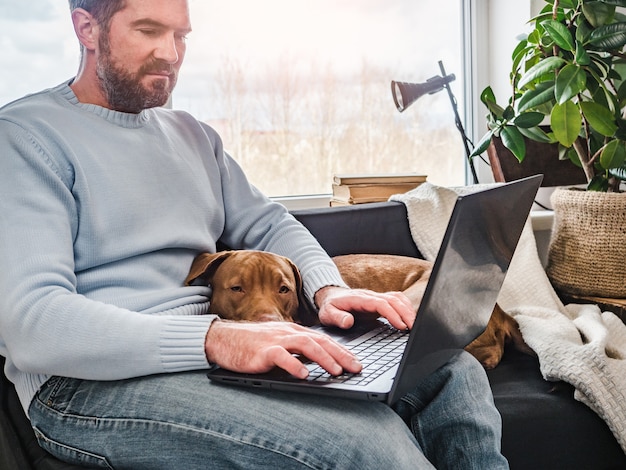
{"left": 1, "top": 0, "right": 465, "bottom": 197}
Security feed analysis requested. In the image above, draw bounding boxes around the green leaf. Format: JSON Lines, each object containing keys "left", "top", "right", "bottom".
{"left": 542, "top": 20, "right": 575, "bottom": 51}
{"left": 527, "top": 28, "right": 542, "bottom": 46}
{"left": 518, "top": 56, "right": 566, "bottom": 89}
{"left": 580, "top": 101, "right": 618, "bottom": 136}
{"left": 576, "top": 17, "right": 593, "bottom": 43}
{"left": 551, "top": 101, "right": 582, "bottom": 147}
{"left": 582, "top": 2, "right": 615, "bottom": 27}
{"left": 588, "top": 23, "right": 626, "bottom": 51}
{"left": 470, "top": 130, "right": 495, "bottom": 158}
{"left": 517, "top": 81, "right": 556, "bottom": 111}
{"left": 501, "top": 126, "right": 526, "bottom": 162}
{"left": 558, "top": 0, "right": 579, "bottom": 9}
{"left": 512, "top": 43, "right": 533, "bottom": 75}
{"left": 607, "top": 68, "right": 622, "bottom": 81}
{"left": 564, "top": 146, "right": 583, "bottom": 166}
{"left": 599, "top": 139, "right": 626, "bottom": 169}
{"left": 555, "top": 64, "right": 587, "bottom": 104}
{"left": 513, "top": 112, "right": 545, "bottom": 128}
{"left": 518, "top": 126, "right": 555, "bottom": 144}
{"left": 609, "top": 164, "right": 626, "bottom": 181}
{"left": 502, "top": 105, "right": 515, "bottom": 121}
{"left": 617, "top": 80, "right": 626, "bottom": 106}
{"left": 511, "top": 39, "right": 528, "bottom": 64}
{"left": 587, "top": 175, "right": 610, "bottom": 191}
{"left": 599, "top": 0, "right": 626, "bottom": 8}
{"left": 480, "top": 86, "right": 505, "bottom": 119}
{"left": 589, "top": 55, "right": 611, "bottom": 80}
{"left": 587, "top": 65, "right": 617, "bottom": 112}
{"left": 615, "top": 118, "right": 626, "bottom": 140}
{"left": 574, "top": 40, "right": 591, "bottom": 65}
{"left": 480, "top": 86, "right": 496, "bottom": 105}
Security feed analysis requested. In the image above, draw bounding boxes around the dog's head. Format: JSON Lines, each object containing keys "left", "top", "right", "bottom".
{"left": 185, "top": 250, "right": 302, "bottom": 322}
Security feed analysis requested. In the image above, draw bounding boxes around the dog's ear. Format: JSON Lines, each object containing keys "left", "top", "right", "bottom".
{"left": 285, "top": 258, "right": 316, "bottom": 325}
{"left": 285, "top": 257, "right": 303, "bottom": 297}
{"left": 184, "top": 251, "right": 233, "bottom": 286}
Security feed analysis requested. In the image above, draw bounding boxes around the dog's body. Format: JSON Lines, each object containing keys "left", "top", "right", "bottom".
{"left": 186, "top": 250, "right": 533, "bottom": 369}
{"left": 332, "top": 254, "right": 431, "bottom": 311}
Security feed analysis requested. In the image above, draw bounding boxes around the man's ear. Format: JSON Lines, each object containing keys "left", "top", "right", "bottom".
{"left": 71, "top": 8, "right": 99, "bottom": 52}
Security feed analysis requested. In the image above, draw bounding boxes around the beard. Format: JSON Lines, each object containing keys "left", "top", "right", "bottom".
{"left": 96, "top": 33, "right": 178, "bottom": 113}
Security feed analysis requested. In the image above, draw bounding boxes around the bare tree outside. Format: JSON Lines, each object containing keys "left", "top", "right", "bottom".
{"left": 215, "top": 55, "right": 258, "bottom": 170}
{"left": 174, "top": 1, "right": 466, "bottom": 197}
{"left": 208, "top": 54, "right": 464, "bottom": 196}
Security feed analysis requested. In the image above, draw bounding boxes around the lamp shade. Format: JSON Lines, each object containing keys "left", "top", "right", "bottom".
{"left": 391, "top": 74, "right": 456, "bottom": 112}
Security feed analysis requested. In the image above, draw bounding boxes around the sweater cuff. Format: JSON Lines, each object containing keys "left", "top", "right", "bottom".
{"left": 160, "top": 315, "right": 217, "bottom": 372}
{"left": 302, "top": 265, "right": 349, "bottom": 304}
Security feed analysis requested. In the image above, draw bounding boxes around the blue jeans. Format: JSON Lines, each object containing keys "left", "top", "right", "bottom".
{"left": 29, "top": 351, "right": 508, "bottom": 469}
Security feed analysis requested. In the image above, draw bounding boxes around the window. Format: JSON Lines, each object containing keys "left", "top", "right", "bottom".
{"left": 1, "top": 0, "right": 466, "bottom": 197}
{"left": 1, "top": 2, "right": 76, "bottom": 105}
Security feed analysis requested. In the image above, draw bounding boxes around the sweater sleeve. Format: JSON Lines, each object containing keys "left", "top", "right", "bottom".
{"left": 0, "top": 119, "right": 214, "bottom": 381}
{"left": 206, "top": 127, "right": 348, "bottom": 301}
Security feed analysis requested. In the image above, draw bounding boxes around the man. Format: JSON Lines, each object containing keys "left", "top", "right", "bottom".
{"left": 0, "top": 0, "right": 508, "bottom": 468}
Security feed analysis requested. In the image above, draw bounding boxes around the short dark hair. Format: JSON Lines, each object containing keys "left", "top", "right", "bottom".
{"left": 68, "top": 0, "right": 126, "bottom": 32}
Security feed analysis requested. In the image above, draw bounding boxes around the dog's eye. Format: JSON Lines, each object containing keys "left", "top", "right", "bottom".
{"left": 279, "top": 286, "right": 290, "bottom": 294}
{"left": 230, "top": 286, "right": 243, "bottom": 293}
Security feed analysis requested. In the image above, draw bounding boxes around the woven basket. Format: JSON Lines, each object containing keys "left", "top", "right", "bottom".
{"left": 546, "top": 188, "right": 626, "bottom": 297}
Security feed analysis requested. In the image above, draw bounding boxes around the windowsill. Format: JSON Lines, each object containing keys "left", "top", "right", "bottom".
{"left": 271, "top": 194, "right": 332, "bottom": 211}
{"left": 530, "top": 209, "right": 554, "bottom": 231}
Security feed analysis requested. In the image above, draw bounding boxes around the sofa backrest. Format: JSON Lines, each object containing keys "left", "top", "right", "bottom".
{"left": 291, "top": 201, "right": 421, "bottom": 258}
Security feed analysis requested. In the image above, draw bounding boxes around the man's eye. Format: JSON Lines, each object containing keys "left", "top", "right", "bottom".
{"left": 139, "top": 29, "right": 157, "bottom": 36}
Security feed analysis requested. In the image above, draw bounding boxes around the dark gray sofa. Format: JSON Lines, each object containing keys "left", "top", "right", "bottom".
{"left": 2, "top": 201, "right": 625, "bottom": 469}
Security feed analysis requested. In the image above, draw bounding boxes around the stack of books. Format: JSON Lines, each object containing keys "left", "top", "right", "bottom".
{"left": 330, "top": 173, "right": 427, "bottom": 206}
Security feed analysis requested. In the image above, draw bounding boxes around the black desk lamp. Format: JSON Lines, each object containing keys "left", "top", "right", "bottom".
{"left": 391, "top": 60, "right": 479, "bottom": 184}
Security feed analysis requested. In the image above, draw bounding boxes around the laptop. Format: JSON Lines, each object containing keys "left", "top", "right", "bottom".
{"left": 207, "top": 175, "right": 543, "bottom": 405}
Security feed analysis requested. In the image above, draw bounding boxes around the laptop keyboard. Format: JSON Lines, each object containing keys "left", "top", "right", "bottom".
{"left": 305, "top": 323, "right": 409, "bottom": 385}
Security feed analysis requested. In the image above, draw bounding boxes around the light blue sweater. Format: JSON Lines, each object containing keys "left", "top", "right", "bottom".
{"left": 0, "top": 81, "right": 346, "bottom": 414}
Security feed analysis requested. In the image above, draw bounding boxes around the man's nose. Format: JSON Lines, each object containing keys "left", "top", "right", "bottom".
{"left": 154, "top": 35, "right": 181, "bottom": 64}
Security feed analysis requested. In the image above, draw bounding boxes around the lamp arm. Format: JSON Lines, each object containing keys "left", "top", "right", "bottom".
{"left": 438, "top": 61, "right": 479, "bottom": 184}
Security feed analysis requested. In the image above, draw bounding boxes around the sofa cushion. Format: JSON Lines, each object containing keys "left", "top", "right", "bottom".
{"left": 488, "top": 349, "right": 626, "bottom": 469}
{"left": 0, "top": 356, "right": 85, "bottom": 469}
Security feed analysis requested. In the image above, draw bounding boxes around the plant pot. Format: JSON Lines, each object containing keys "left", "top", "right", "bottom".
{"left": 546, "top": 188, "right": 626, "bottom": 298}
{"left": 487, "top": 134, "right": 588, "bottom": 186}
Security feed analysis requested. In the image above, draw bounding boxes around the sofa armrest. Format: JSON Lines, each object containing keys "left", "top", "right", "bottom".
{"left": 291, "top": 201, "right": 422, "bottom": 259}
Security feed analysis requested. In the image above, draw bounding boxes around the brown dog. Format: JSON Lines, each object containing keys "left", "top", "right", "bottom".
{"left": 186, "top": 250, "right": 532, "bottom": 369}
{"left": 185, "top": 250, "right": 302, "bottom": 322}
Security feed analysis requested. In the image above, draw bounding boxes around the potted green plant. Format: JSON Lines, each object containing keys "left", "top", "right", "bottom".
{"left": 471, "top": 0, "right": 626, "bottom": 298}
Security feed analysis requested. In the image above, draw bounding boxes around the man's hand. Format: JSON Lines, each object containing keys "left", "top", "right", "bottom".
{"left": 204, "top": 287, "right": 414, "bottom": 379}
{"left": 315, "top": 286, "right": 416, "bottom": 331}
{"left": 205, "top": 320, "right": 363, "bottom": 379}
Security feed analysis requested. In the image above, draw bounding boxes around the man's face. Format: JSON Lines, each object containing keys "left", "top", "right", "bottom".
{"left": 96, "top": 0, "right": 191, "bottom": 113}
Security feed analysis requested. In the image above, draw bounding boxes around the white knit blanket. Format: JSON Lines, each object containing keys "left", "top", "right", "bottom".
{"left": 390, "top": 182, "right": 626, "bottom": 453}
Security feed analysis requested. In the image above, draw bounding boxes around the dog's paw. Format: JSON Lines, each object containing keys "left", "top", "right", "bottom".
{"left": 465, "top": 345, "right": 504, "bottom": 370}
